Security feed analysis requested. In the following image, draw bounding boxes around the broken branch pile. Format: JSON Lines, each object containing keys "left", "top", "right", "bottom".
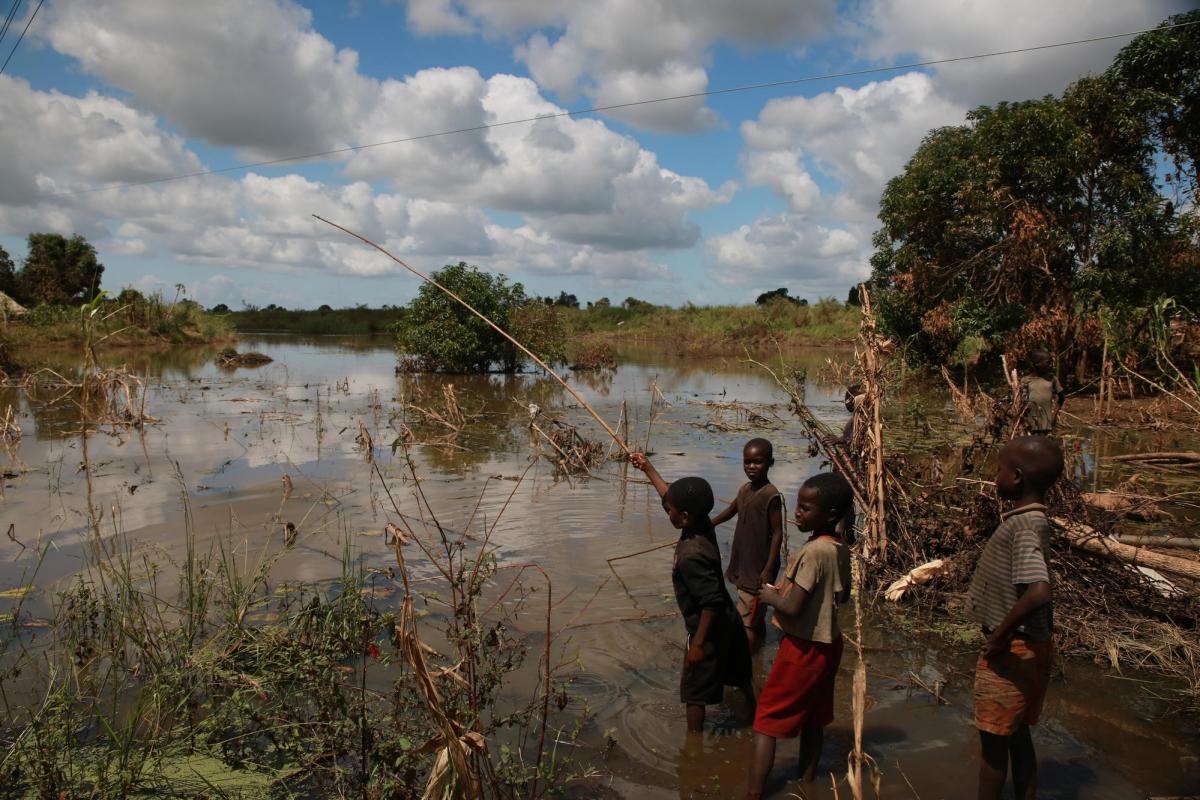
{"left": 759, "top": 289, "right": 1200, "bottom": 711}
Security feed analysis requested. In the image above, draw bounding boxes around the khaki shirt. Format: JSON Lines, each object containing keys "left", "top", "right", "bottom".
{"left": 771, "top": 536, "right": 850, "bottom": 644}
{"left": 1021, "top": 375, "right": 1062, "bottom": 433}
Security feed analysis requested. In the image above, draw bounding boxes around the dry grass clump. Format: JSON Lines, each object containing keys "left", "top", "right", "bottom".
{"left": 215, "top": 347, "right": 274, "bottom": 368}
{"left": 568, "top": 342, "right": 616, "bottom": 372}
{"left": 529, "top": 415, "right": 607, "bottom": 475}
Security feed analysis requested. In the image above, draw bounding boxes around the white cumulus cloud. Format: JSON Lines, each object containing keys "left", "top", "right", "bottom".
{"left": 42, "top": 0, "right": 376, "bottom": 158}
{"left": 403, "top": 0, "right": 838, "bottom": 131}
{"left": 857, "top": 0, "right": 1193, "bottom": 106}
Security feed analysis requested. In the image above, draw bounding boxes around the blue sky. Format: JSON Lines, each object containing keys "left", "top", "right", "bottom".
{"left": 0, "top": 0, "right": 1188, "bottom": 309}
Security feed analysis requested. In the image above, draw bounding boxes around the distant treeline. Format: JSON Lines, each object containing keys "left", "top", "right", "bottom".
{"left": 218, "top": 304, "right": 407, "bottom": 335}
{"left": 217, "top": 294, "right": 861, "bottom": 350}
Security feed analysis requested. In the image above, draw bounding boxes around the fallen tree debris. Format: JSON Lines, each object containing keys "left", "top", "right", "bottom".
{"left": 884, "top": 559, "right": 952, "bottom": 602}
{"left": 1104, "top": 451, "right": 1200, "bottom": 465}
{"left": 1053, "top": 517, "right": 1200, "bottom": 581}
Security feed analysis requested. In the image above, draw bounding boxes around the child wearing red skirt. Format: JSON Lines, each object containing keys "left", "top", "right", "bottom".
{"left": 745, "top": 473, "right": 852, "bottom": 798}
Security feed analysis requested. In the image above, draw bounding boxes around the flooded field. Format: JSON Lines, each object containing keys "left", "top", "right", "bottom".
{"left": 2, "top": 334, "right": 1197, "bottom": 798}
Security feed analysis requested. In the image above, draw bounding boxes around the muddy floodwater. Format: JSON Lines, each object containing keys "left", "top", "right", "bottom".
{"left": 2, "top": 334, "right": 1198, "bottom": 798}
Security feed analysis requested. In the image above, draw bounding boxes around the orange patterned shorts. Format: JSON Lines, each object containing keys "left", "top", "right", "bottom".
{"left": 974, "top": 637, "right": 1053, "bottom": 736}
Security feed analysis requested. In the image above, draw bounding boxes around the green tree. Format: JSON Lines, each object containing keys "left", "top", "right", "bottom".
{"left": 552, "top": 291, "right": 579, "bottom": 309}
{"left": 15, "top": 233, "right": 105, "bottom": 306}
{"left": 0, "top": 246, "right": 15, "bottom": 299}
{"left": 394, "top": 262, "right": 532, "bottom": 373}
{"left": 870, "top": 66, "right": 1192, "bottom": 368}
{"left": 755, "top": 287, "right": 801, "bottom": 306}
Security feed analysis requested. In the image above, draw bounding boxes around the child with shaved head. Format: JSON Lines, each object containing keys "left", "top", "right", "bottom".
{"left": 967, "top": 436, "right": 1064, "bottom": 799}
{"left": 745, "top": 472, "right": 853, "bottom": 797}
{"left": 711, "top": 437, "right": 784, "bottom": 652}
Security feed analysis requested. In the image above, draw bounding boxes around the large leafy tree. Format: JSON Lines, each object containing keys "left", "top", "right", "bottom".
{"left": 395, "top": 262, "right": 537, "bottom": 373}
{"left": 871, "top": 30, "right": 1198, "bottom": 369}
{"left": 15, "top": 233, "right": 105, "bottom": 306}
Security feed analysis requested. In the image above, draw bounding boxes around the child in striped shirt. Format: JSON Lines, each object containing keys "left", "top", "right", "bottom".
{"left": 966, "top": 435, "right": 1063, "bottom": 800}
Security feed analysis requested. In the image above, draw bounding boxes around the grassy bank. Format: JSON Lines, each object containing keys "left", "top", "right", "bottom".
{"left": 563, "top": 298, "right": 861, "bottom": 351}
{"left": 224, "top": 306, "right": 405, "bottom": 335}
{"left": 5, "top": 295, "right": 233, "bottom": 356}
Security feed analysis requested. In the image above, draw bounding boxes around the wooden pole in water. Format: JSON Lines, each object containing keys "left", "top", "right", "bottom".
{"left": 313, "top": 214, "right": 632, "bottom": 454}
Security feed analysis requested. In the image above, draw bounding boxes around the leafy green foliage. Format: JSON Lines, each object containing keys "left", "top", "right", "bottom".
{"left": 1108, "top": 10, "right": 1200, "bottom": 202}
{"left": 15, "top": 233, "right": 105, "bottom": 306}
{"left": 394, "top": 262, "right": 541, "bottom": 373}
{"left": 755, "top": 287, "right": 807, "bottom": 306}
{"left": 871, "top": 21, "right": 1200, "bottom": 370}
{"left": 0, "top": 245, "right": 15, "bottom": 299}
{"left": 509, "top": 301, "right": 568, "bottom": 368}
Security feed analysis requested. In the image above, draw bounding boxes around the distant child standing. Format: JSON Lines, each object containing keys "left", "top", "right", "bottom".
{"left": 745, "top": 473, "right": 853, "bottom": 798}
{"left": 967, "top": 436, "right": 1063, "bottom": 800}
{"left": 1020, "top": 350, "right": 1065, "bottom": 435}
{"left": 824, "top": 383, "right": 865, "bottom": 542}
{"left": 711, "top": 438, "right": 784, "bottom": 652}
{"left": 630, "top": 453, "right": 755, "bottom": 733}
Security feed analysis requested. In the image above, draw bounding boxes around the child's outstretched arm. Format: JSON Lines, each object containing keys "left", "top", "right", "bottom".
{"left": 629, "top": 453, "right": 669, "bottom": 498}
{"left": 711, "top": 498, "right": 738, "bottom": 527}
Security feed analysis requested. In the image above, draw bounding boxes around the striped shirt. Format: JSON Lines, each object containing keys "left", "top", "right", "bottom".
{"left": 966, "top": 504, "right": 1053, "bottom": 642}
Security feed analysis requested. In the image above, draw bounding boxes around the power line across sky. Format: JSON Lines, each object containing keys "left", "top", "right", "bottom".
{"left": 33, "top": 18, "right": 1199, "bottom": 203}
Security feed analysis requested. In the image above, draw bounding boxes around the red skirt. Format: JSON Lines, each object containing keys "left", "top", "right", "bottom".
{"left": 753, "top": 634, "right": 843, "bottom": 738}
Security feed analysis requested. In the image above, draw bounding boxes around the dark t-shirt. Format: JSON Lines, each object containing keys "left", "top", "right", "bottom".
{"left": 672, "top": 528, "right": 752, "bottom": 703}
{"left": 724, "top": 481, "right": 783, "bottom": 591}
{"left": 673, "top": 531, "right": 735, "bottom": 635}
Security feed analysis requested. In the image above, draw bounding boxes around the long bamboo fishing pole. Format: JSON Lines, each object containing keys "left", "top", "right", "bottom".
{"left": 313, "top": 214, "right": 632, "bottom": 455}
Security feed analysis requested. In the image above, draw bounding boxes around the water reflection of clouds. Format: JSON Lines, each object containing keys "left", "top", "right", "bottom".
{"left": 4, "top": 336, "right": 853, "bottom": 610}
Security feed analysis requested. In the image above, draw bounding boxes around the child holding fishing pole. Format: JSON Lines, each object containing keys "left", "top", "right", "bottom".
{"left": 630, "top": 453, "right": 755, "bottom": 733}
{"left": 744, "top": 472, "right": 853, "bottom": 798}
{"left": 711, "top": 438, "right": 784, "bottom": 653}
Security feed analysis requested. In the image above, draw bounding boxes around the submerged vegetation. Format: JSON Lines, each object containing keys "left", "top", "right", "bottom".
{"left": 0, "top": 467, "right": 586, "bottom": 798}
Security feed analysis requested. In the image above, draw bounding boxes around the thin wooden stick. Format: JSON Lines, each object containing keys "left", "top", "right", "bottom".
{"left": 314, "top": 214, "right": 631, "bottom": 454}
